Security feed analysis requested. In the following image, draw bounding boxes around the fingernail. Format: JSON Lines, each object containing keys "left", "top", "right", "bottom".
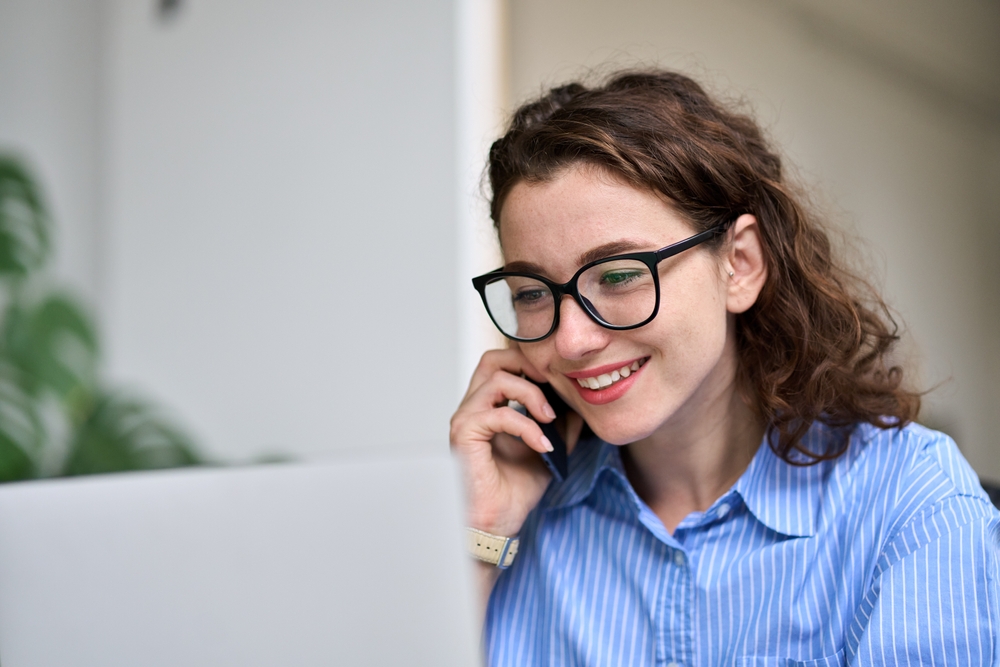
{"left": 540, "top": 435, "right": 554, "bottom": 452}
{"left": 542, "top": 403, "right": 557, "bottom": 420}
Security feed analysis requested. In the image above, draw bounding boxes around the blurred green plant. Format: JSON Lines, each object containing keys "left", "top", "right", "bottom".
{"left": 0, "top": 154, "right": 201, "bottom": 481}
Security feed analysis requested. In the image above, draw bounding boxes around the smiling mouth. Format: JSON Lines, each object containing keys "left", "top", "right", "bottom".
{"left": 573, "top": 358, "right": 648, "bottom": 391}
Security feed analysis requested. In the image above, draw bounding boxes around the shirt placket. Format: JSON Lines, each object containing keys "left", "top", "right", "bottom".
{"left": 657, "top": 543, "right": 694, "bottom": 667}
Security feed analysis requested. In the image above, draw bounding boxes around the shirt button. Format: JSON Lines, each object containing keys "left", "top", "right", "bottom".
{"left": 666, "top": 662, "right": 681, "bottom": 667}
{"left": 673, "top": 551, "right": 685, "bottom": 567}
{"left": 717, "top": 502, "right": 730, "bottom": 518}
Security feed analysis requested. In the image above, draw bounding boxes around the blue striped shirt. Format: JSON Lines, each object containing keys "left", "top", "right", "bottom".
{"left": 485, "top": 422, "right": 1000, "bottom": 666}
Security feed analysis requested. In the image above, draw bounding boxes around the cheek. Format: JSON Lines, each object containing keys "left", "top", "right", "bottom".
{"left": 648, "top": 272, "right": 730, "bottom": 378}
{"left": 516, "top": 341, "right": 556, "bottom": 378}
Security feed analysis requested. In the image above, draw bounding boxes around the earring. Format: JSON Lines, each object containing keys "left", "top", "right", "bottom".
{"left": 728, "top": 270, "right": 734, "bottom": 277}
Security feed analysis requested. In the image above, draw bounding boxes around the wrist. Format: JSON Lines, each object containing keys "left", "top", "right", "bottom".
{"left": 467, "top": 509, "right": 523, "bottom": 540}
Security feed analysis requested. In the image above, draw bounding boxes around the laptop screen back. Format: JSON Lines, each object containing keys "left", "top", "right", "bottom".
{"left": 0, "top": 454, "right": 478, "bottom": 667}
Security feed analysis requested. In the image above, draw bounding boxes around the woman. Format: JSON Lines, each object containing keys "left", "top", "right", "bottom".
{"left": 450, "top": 70, "right": 999, "bottom": 666}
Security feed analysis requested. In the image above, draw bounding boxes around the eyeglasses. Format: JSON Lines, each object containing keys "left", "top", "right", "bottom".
{"left": 472, "top": 222, "right": 729, "bottom": 342}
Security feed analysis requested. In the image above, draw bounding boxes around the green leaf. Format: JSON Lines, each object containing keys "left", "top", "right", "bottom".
{"left": 63, "top": 392, "right": 201, "bottom": 477}
{"left": 3, "top": 293, "right": 99, "bottom": 414}
{"left": 0, "top": 361, "right": 43, "bottom": 481}
{"left": 0, "top": 156, "right": 51, "bottom": 278}
{"left": 0, "top": 436, "right": 35, "bottom": 481}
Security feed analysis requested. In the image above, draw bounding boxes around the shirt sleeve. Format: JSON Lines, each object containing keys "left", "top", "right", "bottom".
{"left": 848, "top": 494, "right": 1000, "bottom": 666}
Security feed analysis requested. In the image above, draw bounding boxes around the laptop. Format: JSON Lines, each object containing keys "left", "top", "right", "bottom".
{"left": 0, "top": 453, "right": 479, "bottom": 666}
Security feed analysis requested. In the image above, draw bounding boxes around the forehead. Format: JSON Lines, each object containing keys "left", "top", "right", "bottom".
{"left": 498, "top": 166, "right": 692, "bottom": 275}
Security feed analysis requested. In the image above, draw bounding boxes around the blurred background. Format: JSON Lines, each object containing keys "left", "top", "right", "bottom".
{"left": 0, "top": 0, "right": 996, "bottom": 482}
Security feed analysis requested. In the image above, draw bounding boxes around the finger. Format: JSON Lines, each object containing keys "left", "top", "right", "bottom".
{"left": 467, "top": 371, "right": 557, "bottom": 424}
{"left": 452, "top": 407, "right": 552, "bottom": 453}
{"left": 466, "top": 348, "right": 545, "bottom": 398}
{"left": 464, "top": 348, "right": 546, "bottom": 399}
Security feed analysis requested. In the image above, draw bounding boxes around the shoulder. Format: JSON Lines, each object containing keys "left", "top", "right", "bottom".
{"left": 834, "top": 421, "right": 999, "bottom": 562}
{"left": 830, "top": 425, "right": 1000, "bottom": 662}
{"left": 843, "top": 421, "right": 992, "bottom": 507}
{"left": 751, "top": 421, "right": 995, "bottom": 527}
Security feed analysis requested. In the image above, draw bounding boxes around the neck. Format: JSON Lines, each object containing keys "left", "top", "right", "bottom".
{"left": 622, "top": 349, "right": 765, "bottom": 534}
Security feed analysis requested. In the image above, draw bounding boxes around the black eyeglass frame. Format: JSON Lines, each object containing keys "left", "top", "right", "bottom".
{"left": 472, "top": 221, "right": 732, "bottom": 343}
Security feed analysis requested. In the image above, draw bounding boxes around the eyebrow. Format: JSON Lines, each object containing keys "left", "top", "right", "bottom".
{"left": 503, "top": 239, "right": 652, "bottom": 275}
{"left": 578, "top": 240, "right": 649, "bottom": 266}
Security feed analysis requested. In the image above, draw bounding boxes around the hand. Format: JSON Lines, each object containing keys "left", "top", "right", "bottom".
{"left": 450, "top": 348, "right": 557, "bottom": 538}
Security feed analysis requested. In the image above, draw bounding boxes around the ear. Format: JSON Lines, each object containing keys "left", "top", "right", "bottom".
{"left": 723, "top": 214, "right": 767, "bottom": 314}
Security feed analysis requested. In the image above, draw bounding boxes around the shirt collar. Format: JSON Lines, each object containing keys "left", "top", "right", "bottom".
{"left": 734, "top": 432, "right": 828, "bottom": 537}
{"left": 542, "top": 424, "right": 840, "bottom": 538}
{"left": 542, "top": 435, "right": 623, "bottom": 511}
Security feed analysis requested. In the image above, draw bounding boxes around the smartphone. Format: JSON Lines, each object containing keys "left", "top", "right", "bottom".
{"left": 526, "top": 380, "right": 569, "bottom": 482}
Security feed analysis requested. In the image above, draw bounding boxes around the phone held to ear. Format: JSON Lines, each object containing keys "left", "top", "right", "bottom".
{"left": 526, "top": 380, "right": 569, "bottom": 482}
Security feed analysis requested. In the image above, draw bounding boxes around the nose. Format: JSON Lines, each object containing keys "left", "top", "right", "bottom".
{"left": 552, "top": 294, "right": 611, "bottom": 361}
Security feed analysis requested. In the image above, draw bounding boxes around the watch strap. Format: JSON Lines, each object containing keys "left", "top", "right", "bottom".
{"left": 466, "top": 527, "right": 519, "bottom": 569}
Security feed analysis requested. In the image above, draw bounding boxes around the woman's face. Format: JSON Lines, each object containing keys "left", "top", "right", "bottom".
{"left": 499, "top": 165, "right": 741, "bottom": 446}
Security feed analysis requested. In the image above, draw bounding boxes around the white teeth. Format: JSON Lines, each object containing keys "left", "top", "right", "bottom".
{"left": 576, "top": 359, "right": 647, "bottom": 390}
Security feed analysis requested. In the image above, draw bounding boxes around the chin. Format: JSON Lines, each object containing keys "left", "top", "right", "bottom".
{"left": 585, "top": 416, "right": 661, "bottom": 447}
{"left": 579, "top": 389, "right": 683, "bottom": 446}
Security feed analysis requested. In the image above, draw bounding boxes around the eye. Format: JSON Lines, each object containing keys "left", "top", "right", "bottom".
{"left": 600, "top": 269, "right": 644, "bottom": 286}
{"left": 513, "top": 288, "right": 546, "bottom": 303}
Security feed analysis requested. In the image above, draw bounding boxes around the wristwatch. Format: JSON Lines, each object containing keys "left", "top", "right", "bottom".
{"left": 466, "top": 527, "right": 519, "bottom": 569}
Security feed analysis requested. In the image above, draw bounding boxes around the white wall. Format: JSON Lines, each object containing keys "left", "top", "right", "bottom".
{"left": 0, "top": 0, "right": 102, "bottom": 305}
{"left": 455, "top": 0, "right": 507, "bottom": 389}
{"left": 1, "top": 0, "right": 487, "bottom": 464}
{"left": 506, "top": 0, "right": 1000, "bottom": 480}
{"left": 101, "top": 0, "right": 461, "bottom": 462}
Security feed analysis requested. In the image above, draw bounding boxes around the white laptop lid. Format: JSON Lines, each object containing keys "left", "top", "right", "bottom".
{"left": 0, "top": 453, "right": 479, "bottom": 666}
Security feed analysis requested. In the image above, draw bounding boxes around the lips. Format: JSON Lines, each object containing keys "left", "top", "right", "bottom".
{"left": 570, "top": 358, "right": 646, "bottom": 390}
{"left": 565, "top": 357, "right": 648, "bottom": 405}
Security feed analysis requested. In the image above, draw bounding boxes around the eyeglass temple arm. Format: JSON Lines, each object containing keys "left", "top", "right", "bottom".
{"left": 653, "top": 223, "right": 729, "bottom": 261}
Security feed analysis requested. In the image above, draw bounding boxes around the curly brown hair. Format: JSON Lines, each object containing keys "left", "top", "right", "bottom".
{"left": 487, "top": 69, "right": 921, "bottom": 464}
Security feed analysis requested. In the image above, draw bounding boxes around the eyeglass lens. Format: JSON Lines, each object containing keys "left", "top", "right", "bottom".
{"left": 483, "top": 258, "right": 657, "bottom": 340}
